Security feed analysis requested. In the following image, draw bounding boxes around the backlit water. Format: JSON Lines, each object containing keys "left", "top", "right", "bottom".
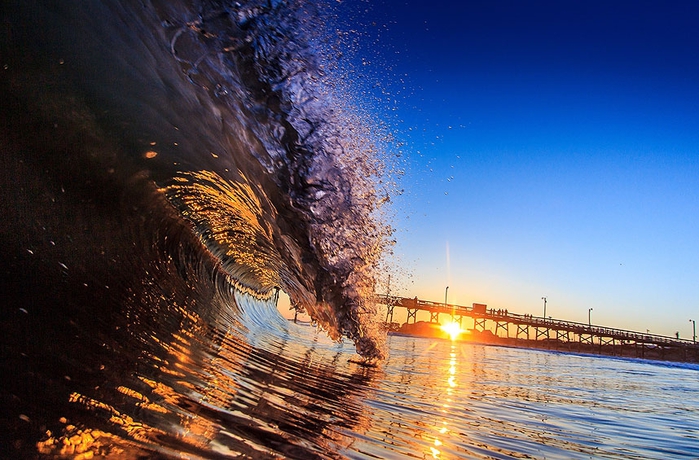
{"left": 360, "top": 333, "right": 699, "bottom": 459}
{"left": 3, "top": 1, "right": 699, "bottom": 458}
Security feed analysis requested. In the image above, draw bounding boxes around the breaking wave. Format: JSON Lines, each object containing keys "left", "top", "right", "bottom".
{"left": 1, "top": 0, "right": 396, "bottom": 456}
{"left": 1, "top": 0, "right": 395, "bottom": 357}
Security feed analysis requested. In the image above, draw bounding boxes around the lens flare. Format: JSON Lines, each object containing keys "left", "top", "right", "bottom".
{"left": 440, "top": 321, "right": 462, "bottom": 341}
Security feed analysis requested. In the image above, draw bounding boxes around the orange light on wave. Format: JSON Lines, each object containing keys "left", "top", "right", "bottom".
{"left": 440, "top": 321, "right": 462, "bottom": 341}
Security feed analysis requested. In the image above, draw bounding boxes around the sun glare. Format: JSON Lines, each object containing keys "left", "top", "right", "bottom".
{"left": 440, "top": 321, "right": 462, "bottom": 341}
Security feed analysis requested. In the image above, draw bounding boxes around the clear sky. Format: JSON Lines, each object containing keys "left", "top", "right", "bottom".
{"left": 343, "top": 0, "right": 699, "bottom": 338}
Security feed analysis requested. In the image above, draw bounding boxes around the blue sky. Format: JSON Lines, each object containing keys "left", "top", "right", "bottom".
{"left": 347, "top": 0, "right": 699, "bottom": 337}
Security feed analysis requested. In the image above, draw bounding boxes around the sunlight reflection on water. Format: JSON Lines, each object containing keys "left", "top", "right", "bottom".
{"left": 348, "top": 334, "right": 699, "bottom": 459}
{"left": 30, "top": 310, "right": 699, "bottom": 459}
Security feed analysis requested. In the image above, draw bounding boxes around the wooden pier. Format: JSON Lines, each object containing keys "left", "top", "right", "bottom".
{"left": 377, "top": 295, "right": 699, "bottom": 363}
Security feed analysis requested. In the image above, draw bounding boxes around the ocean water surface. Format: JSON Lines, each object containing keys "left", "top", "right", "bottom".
{"left": 2, "top": 1, "right": 699, "bottom": 458}
{"left": 369, "top": 334, "right": 699, "bottom": 459}
{"left": 19, "top": 298, "right": 699, "bottom": 459}
{"left": 39, "top": 311, "right": 699, "bottom": 458}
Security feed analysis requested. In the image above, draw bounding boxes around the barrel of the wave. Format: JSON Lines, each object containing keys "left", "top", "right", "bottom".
{"left": 1, "top": 1, "right": 398, "bottom": 455}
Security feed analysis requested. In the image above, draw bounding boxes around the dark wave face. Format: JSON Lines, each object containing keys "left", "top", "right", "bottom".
{"left": 0, "top": 0, "right": 394, "bottom": 456}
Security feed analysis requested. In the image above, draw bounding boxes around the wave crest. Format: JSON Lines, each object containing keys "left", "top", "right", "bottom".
{"left": 156, "top": 0, "right": 394, "bottom": 357}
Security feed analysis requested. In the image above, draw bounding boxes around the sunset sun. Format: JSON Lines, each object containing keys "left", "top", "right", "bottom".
{"left": 440, "top": 321, "right": 462, "bottom": 341}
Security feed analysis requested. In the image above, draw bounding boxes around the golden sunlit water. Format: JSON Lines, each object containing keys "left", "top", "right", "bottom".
{"left": 352, "top": 333, "right": 699, "bottom": 459}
